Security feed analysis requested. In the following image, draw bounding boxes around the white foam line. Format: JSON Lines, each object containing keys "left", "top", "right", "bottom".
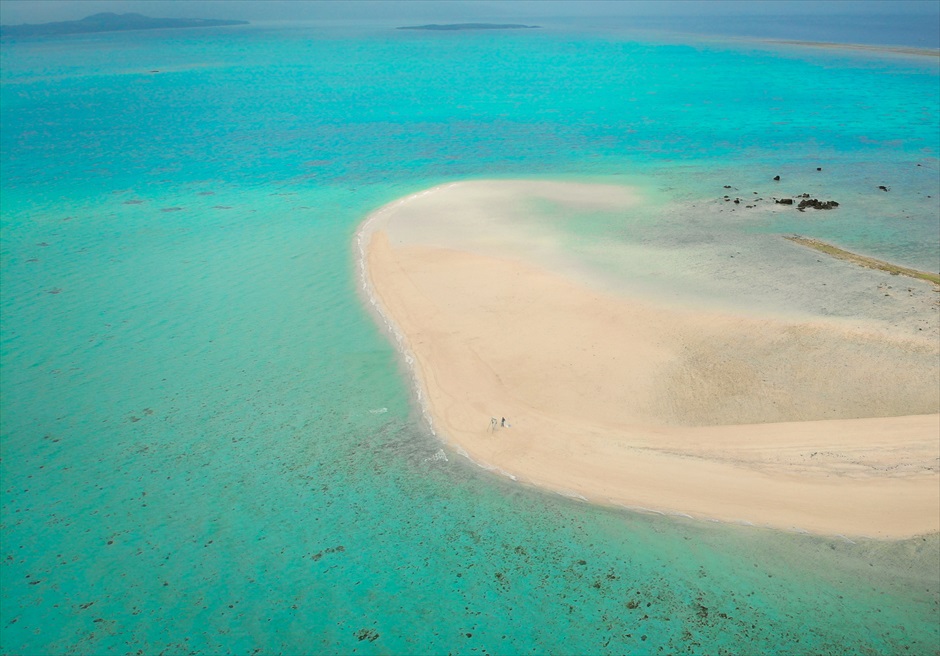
{"left": 493, "top": 467, "right": 518, "bottom": 481}
{"left": 448, "top": 448, "right": 520, "bottom": 484}
{"left": 613, "top": 504, "right": 666, "bottom": 516}
{"left": 555, "top": 489, "right": 589, "bottom": 502}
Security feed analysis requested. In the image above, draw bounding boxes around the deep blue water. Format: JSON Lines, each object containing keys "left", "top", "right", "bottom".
{"left": 613, "top": 13, "right": 940, "bottom": 49}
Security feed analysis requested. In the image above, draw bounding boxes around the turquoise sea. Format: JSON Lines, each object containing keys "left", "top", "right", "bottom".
{"left": 2, "top": 19, "right": 939, "bottom": 655}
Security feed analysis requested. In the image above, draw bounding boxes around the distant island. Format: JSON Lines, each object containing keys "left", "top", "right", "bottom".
{"left": 398, "top": 23, "right": 540, "bottom": 31}
{"left": 0, "top": 13, "right": 248, "bottom": 38}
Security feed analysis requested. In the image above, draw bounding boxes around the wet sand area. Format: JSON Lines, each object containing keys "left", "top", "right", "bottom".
{"left": 358, "top": 180, "right": 940, "bottom": 539}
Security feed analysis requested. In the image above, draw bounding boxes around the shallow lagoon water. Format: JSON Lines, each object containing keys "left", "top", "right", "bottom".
{"left": 2, "top": 22, "right": 939, "bottom": 654}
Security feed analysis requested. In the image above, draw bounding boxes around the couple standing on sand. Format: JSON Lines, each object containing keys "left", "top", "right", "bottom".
{"left": 490, "top": 416, "right": 510, "bottom": 431}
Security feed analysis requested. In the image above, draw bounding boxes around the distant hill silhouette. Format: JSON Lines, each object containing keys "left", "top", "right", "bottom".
{"left": 398, "top": 23, "right": 540, "bottom": 31}
{"left": 0, "top": 13, "right": 248, "bottom": 38}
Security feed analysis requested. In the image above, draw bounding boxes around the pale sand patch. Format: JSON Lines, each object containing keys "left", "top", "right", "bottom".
{"left": 359, "top": 180, "right": 940, "bottom": 539}
{"left": 760, "top": 40, "right": 940, "bottom": 59}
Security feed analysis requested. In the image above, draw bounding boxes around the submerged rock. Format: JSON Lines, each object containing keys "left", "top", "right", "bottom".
{"left": 797, "top": 198, "right": 839, "bottom": 211}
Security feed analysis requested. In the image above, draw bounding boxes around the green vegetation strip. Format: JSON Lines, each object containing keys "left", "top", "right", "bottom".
{"left": 785, "top": 235, "right": 940, "bottom": 286}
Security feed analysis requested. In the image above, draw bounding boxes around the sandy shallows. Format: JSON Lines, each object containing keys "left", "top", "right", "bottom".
{"left": 359, "top": 180, "right": 940, "bottom": 539}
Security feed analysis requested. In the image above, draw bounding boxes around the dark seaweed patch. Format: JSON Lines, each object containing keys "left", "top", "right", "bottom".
{"left": 355, "top": 628, "right": 379, "bottom": 642}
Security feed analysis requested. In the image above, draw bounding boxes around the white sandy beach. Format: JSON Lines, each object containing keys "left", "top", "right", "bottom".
{"left": 359, "top": 180, "right": 940, "bottom": 539}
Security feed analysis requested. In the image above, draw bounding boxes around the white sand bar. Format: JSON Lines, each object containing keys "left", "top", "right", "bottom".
{"left": 359, "top": 180, "right": 940, "bottom": 539}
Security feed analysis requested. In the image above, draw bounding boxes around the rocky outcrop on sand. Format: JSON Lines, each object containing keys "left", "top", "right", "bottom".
{"left": 797, "top": 198, "right": 839, "bottom": 211}
{"left": 718, "top": 171, "right": 843, "bottom": 212}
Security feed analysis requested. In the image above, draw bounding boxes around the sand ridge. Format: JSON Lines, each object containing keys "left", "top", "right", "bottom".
{"left": 358, "top": 180, "right": 940, "bottom": 539}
